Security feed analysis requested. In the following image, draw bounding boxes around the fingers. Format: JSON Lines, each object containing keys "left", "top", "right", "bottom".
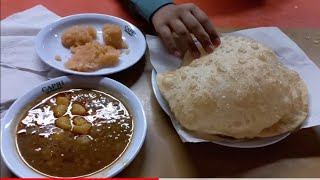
{"left": 180, "top": 12, "right": 214, "bottom": 53}
{"left": 191, "top": 6, "right": 220, "bottom": 46}
{"left": 152, "top": 3, "right": 220, "bottom": 58}
{"left": 170, "top": 20, "right": 200, "bottom": 58}
{"left": 157, "top": 26, "right": 181, "bottom": 57}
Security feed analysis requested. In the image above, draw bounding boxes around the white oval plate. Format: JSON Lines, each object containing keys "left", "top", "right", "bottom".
{"left": 1, "top": 76, "right": 147, "bottom": 177}
{"left": 151, "top": 69, "right": 290, "bottom": 148}
{"left": 35, "top": 14, "right": 146, "bottom": 76}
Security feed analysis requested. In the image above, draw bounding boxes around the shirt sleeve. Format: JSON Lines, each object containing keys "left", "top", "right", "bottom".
{"left": 129, "top": 0, "right": 174, "bottom": 22}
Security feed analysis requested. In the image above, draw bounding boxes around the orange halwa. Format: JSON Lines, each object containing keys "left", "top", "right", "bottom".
{"left": 61, "top": 26, "right": 97, "bottom": 48}
{"left": 55, "top": 55, "right": 62, "bottom": 61}
{"left": 102, "top": 24, "right": 127, "bottom": 49}
{"left": 64, "top": 41, "right": 120, "bottom": 72}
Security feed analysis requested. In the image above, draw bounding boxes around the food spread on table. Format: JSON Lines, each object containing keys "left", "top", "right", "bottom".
{"left": 2, "top": 7, "right": 319, "bottom": 178}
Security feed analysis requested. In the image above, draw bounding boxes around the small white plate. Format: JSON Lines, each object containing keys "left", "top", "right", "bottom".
{"left": 151, "top": 69, "right": 290, "bottom": 148}
{"left": 1, "top": 76, "right": 147, "bottom": 177}
{"left": 35, "top": 14, "right": 146, "bottom": 76}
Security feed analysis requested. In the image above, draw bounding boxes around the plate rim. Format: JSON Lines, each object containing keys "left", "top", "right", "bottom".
{"left": 35, "top": 13, "right": 147, "bottom": 76}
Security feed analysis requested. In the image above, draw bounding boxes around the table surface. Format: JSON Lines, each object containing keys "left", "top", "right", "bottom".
{"left": 1, "top": 0, "right": 320, "bottom": 178}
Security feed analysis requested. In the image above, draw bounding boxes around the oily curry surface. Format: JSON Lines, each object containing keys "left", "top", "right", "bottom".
{"left": 16, "top": 89, "right": 133, "bottom": 177}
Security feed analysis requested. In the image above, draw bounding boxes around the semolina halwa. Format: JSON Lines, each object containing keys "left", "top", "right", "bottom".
{"left": 102, "top": 24, "right": 127, "bottom": 49}
{"left": 55, "top": 55, "right": 62, "bottom": 61}
{"left": 61, "top": 24, "right": 126, "bottom": 72}
{"left": 61, "top": 26, "right": 97, "bottom": 48}
{"left": 64, "top": 41, "right": 120, "bottom": 72}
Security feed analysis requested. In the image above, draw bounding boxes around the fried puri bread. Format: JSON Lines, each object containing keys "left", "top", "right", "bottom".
{"left": 157, "top": 35, "right": 308, "bottom": 139}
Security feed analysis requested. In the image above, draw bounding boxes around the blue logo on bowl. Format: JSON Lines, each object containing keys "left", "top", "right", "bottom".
{"left": 41, "top": 80, "right": 65, "bottom": 94}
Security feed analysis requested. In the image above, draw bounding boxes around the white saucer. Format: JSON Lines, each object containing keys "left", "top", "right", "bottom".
{"left": 35, "top": 14, "right": 146, "bottom": 76}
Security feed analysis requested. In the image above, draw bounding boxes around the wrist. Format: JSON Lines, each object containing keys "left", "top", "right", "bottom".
{"left": 151, "top": 4, "right": 175, "bottom": 26}
{"left": 134, "top": 0, "right": 173, "bottom": 23}
{"left": 151, "top": 3, "right": 175, "bottom": 24}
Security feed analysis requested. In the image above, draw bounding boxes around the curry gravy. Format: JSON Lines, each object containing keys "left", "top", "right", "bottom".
{"left": 16, "top": 89, "right": 133, "bottom": 177}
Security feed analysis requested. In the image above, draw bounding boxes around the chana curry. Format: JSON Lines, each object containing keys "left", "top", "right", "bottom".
{"left": 16, "top": 89, "right": 133, "bottom": 177}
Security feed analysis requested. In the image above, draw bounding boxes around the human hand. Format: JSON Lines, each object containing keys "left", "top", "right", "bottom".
{"left": 151, "top": 3, "right": 220, "bottom": 58}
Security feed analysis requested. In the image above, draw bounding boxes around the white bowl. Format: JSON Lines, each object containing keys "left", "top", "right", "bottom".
{"left": 35, "top": 14, "right": 146, "bottom": 76}
{"left": 151, "top": 69, "right": 290, "bottom": 148}
{"left": 1, "top": 76, "right": 147, "bottom": 177}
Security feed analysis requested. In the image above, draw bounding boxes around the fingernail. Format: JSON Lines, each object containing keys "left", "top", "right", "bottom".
{"left": 174, "top": 50, "right": 181, "bottom": 57}
{"left": 206, "top": 44, "right": 214, "bottom": 53}
{"left": 213, "top": 37, "right": 221, "bottom": 46}
{"left": 191, "top": 51, "right": 200, "bottom": 58}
